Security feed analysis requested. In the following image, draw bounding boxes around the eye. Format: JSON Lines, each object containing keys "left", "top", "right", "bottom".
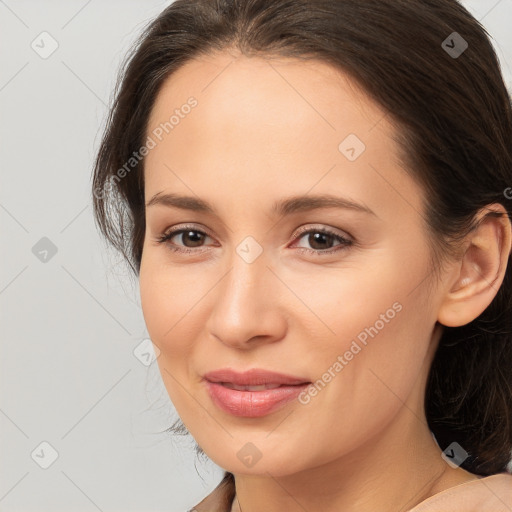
{"left": 290, "top": 226, "right": 353, "bottom": 256}
{"left": 155, "top": 225, "right": 214, "bottom": 254}
{"left": 154, "top": 224, "right": 353, "bottom": 256}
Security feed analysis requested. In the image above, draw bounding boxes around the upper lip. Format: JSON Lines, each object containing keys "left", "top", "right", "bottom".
{"left": 203, "top": 368, "right": 310, "bottom": 386}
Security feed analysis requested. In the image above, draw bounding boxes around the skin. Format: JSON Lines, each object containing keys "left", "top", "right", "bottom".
{"left": 138, "top": 50, "right": 511, "bottom": 511}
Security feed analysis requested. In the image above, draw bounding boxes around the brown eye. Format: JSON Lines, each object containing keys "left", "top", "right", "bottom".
{"left": 156, "top": 226, "right": 214, "bottom": 253}
{"left": 304, "top": 232, "right": 337, "bottom": 250}
{"left": 292, "top": 227, "right": 353, "bottom": 256}
{"left": 171, "top": 230, "right": 207, "bottom": 248}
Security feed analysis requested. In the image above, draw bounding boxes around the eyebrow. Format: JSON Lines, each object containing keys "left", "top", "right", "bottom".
{"left": 145, "top": 192, "right": 377, "bottom": 217}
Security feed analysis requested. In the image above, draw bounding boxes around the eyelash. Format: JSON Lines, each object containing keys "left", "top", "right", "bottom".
{"left": 154, "top": 224, "right": 353, "bottom": 256}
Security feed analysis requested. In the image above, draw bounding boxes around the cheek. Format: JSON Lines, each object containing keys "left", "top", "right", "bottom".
{"left": 287, "top": 247, "right": 434, "bottom": 418}
{"left": 276, "top": 246, "right": 420, "bottom": 352}
{"left": 139, "top": 256, "right": 200, "bottom": 359}
{"left": 139, "top": 260, "right": 204, "bottom": 417}
{"left": 284, "top": 301, "right": 433, "bottom": 473}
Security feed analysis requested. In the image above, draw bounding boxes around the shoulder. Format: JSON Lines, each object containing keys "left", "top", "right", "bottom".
{"left": 408, "top": 472, "right": 512, "bottom": 512}
{"left": 188, "top": 472, "right": 235, "bottom": 512}
{"left": 186, "top": 471, "right": 512, "bottom": 511}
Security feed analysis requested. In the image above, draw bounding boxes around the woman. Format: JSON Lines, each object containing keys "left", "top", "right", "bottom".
{"left": 91, "top": 0, "right": 512, "bottom": 510}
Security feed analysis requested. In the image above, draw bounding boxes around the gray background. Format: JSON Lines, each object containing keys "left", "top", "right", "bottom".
{"left": 1, "top": 1, "right": 511, "bottom": 511}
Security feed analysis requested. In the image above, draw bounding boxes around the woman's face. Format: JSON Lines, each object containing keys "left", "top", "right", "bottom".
{"left": 139, "top": 51, "right": 447, "bottom": 476}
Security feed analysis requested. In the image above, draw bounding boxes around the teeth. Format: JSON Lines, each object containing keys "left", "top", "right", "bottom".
{"left": 222, "top": 383, "right": 282, "bottom": 391}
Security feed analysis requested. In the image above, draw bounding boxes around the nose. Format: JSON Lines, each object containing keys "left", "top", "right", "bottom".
{"left": 205, "top": 249, "right": 287, "bottom": 350}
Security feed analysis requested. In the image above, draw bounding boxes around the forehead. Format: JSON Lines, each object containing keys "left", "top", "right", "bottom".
{"left": 147, "top": 51, "right": 385, "bottom": 138}
{"left": 143, "top": 51, "right": 423, "bottom": 222}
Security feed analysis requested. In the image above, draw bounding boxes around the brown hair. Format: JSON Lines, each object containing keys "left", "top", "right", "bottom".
{"left": 91, "top": 0, "right": 512, "bottom": 475}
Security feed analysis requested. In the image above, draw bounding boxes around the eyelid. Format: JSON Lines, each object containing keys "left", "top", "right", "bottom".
{"left": 288, "top": 225, "right": 353, "bottom": 255}
{"left": 159, "top": 223, "right": 352, "bottom": 241}
{"left": 155, "top": 223, "right": 216, "bottom": 248}
{"left": 156, "top": 222, "right": 353, "bottom": 255}
{"left": 291, "top": 223, "right": 353, "bottom": 242}
{"left": 160, "top": 223, "right": 215, "bottom": 240}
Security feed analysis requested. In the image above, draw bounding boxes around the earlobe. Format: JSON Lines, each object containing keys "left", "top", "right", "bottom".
{"left": 437, "top": 204, "right": 512, "bottom": 328}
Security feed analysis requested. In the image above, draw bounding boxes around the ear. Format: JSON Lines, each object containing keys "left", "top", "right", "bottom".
{"left": 437, "top": 203, "right": 512, "bottom": 327}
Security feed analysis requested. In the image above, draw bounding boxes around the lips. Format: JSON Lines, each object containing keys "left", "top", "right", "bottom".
{"left": 203, "top": 368, "right": 310, "bottom": 386}
{"left": 221, "top": 382, "right": 282, "bottom": 391}
{"left": 203, "top": 368, "right": 311, "bottom": 417}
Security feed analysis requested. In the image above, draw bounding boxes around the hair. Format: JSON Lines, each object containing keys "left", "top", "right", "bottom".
{"left": 91, "top": 0, "right": 512, "bottom": 476}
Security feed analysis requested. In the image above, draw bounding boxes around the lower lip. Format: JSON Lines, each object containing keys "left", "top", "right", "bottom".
{"left": 204, "top": 381, "right": 310, "bottom": 417}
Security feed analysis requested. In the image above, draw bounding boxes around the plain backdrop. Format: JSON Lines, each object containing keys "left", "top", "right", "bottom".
{"left": 1, "top": 1, "right": 511, "bottom": 511}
